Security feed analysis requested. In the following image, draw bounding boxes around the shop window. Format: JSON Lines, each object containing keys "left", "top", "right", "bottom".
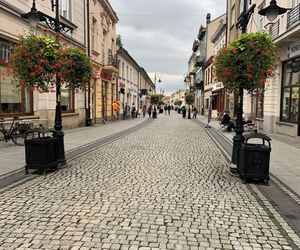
{"left": 61, "top": 84, "right": 74, "bottom": 112}
{"left": 281, "top": 60, "right": 300, "bottom": 122}
{"left": 0, "top": 40, "right": 32, "bottom": 116}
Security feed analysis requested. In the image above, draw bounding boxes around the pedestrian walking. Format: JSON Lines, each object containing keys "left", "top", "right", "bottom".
{"left": 123, "top": 103, "right": 128, "bottom": 120}
{"left": 167, "top": 104, "right": 171, "bottom": 115}
{"left": 182, "top": 106, "right": 186, "bottom": 118}
{"left": 147, "top": 105, "right": 152, "bottom": 118}
{"left": 142, "top": 105, "right": 147, "bottom": 118}
{"left": 152, "top": 106, "right": 157, "bottom": 118}
{"left": 131, "top": 103, "right": 136, "bottom": 119}
{"left": 192, "top": 107, "right": 197, "bottom": 119}
{"left": 164, "top": 104, "right": 168, "bottom": 115}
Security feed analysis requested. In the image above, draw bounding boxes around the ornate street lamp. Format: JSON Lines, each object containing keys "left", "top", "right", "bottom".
{"left": 21, "top": 0, "right": 74, "bottom": 164}
{"left": 231, "top": 0, "right": 288, "bottom": 173}
{"left": 258, "top": 0, "right": 288, "bottom": 22}
{"left": 153, "top": 73, "right": 162, "bottom": 94}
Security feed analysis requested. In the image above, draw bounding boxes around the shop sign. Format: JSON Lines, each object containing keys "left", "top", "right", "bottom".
{"left": 287, "top": 41, "right": 300, "bottom": 59}
{"left": 100, "top": 72, "right": 112, "bottom": 81}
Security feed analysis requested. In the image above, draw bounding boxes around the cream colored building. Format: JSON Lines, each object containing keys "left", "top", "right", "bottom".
{"left": 117, "top": 47, "right": 140, "bottom": 114}
{"left": 204, "top": 13, "right": 226, "bottom": 118}
{"left": 0, "top": 0, "right": 87, "bottom": 129}
{"left": 88, "top": 0, "right": 119, "bottom": 123}
{"left": 140, "top": 68, "right": 155, "bottom": 109}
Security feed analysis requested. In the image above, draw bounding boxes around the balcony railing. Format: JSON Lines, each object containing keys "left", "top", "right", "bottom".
{"left": 269, "top": 19, "right": 280, "bottom": 40}
{"left": 194, "top": 56, "right": 205, "bottom": 67}
{"left": 108, "top": 49, "right": 118, "bottom": 68}
{"left": 287, "top": 4, "right": 300, "bottom": 30}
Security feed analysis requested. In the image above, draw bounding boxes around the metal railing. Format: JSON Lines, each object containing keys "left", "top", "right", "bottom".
{"left": 287, "top": 4, "right": 300, "bottom": 30}
{"left": 269, "top": 19, "right": 280, "bottom": 40}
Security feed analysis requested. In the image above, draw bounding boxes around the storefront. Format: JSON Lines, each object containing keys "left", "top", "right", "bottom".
{"left": 276, "top": 41, "right": 300, "bottom": 136}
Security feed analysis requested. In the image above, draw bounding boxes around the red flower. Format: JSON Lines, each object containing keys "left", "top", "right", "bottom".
{"left": 31, "top": 72, "right": 37, "bottom": 77}
{"left": 247, "top": 73, "right": 253, "bottom": 79}
{"left": 268, "top": 69, "right": 273, "bottom": 75}
{"left": 39, "top": 59, "right": 47, "bottom": 63}
{"left": 232, "top": 47, "right": 238, "bottom": 53}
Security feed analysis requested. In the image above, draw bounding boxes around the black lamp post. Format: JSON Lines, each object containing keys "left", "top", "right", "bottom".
{"left": 154, "top": 73, "right": 162, "bottom": 95}
{"left": 21, "top": 0, "right": 74, "bottom": 164}
{"left": 231, "top": 0, "right": 288, "bottom": 173}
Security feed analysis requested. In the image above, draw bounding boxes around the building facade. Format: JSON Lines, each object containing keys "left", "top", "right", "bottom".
{"left": 0, "top": 0, "right": 87, "bottom": 129}
{"left": 88, "top": 0, "right": 119, "bottom": 124}
{"left": 117, "top": 47, "right": 140, "bottom": 114}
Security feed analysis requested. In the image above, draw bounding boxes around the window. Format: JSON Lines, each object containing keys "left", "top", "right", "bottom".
{"left": 252, "top": 87, "right": 264, "bottom": 118}
{"left": 122, "top": 62, "right": 125, "bottom": 78}
{"left": 91, "top": 17, "right": 97, "bottom": 51}
{"left": 281, "top": 60, "right": 300, "bottom": 122}
{"left": 0, "top": 40, "right": 32, "bottom": 116}
{"left": 60, "top": 0, "right": 72, "bottom": 21}
{"left": 61, "top": 84, "right": 74, "bottom": 112}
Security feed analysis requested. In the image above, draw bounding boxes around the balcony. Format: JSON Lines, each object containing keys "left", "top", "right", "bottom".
{"left": 102, "top": 49, "right": 119, "bottom": 75}
{"left": 287, "top": 4, "right": 300, "bottom": 30}
{"left": 194, "top": 56, "right": 205, "bottom": 67}
{"left": 269, "top": 19, "right": 280, "bottom": 40}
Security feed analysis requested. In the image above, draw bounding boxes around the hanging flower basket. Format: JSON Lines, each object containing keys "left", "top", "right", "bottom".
{"left": 9, "top": 32, "right": 93, "bottom": 92}
{"left": 214, "top": 32, "right": 277, "bottom": 93}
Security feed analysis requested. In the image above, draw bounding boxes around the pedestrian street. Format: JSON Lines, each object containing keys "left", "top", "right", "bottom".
{"left": 0, "top": 113, "right": 299, "bottom": 250}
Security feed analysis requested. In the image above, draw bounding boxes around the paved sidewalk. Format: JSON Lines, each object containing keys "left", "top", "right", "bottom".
{"left": 0, "top": 117, "right": 147, "bottom": 178}
{"left": 197, "top": 115, "right": 300, "bottom": 197}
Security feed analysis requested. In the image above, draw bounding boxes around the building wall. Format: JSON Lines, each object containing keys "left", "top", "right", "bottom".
{"left": 0, "top": 0, "right": 87, "bottom": 129}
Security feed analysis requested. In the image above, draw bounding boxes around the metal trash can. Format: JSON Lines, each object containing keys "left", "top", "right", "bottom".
{"left": 25, "top": 127, "right": 58, "bottom": 174}
{"left": 238, "top": 132, "right": 271, "bottom": 184}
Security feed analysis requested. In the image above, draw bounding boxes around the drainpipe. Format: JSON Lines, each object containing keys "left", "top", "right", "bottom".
{"left": 86, "top": 0, "right": 92, "bottom": 126}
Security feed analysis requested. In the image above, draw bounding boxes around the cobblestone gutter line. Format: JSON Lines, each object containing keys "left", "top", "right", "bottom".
{"left": 249, "top": 184, "right": 300, "bottom": 249}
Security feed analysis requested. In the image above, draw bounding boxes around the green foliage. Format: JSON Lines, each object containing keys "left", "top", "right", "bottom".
{"left": 9, "top": 32, "right": 60, "bottom": 92}
{"left": 9, "top": 32, "right": 93, "bottom": 92}
{"left": 214, "top": 32, "right": 277, "bottom": 93}
{"left": 150, "top": 94, "right": 159, "bottom": 104}
{"left": 59, "top": 48, "right": 93, "bottom": 89}
{"left": 185, "top": 93, "right": 195, "bottom": 105}
{"left": 174, "top": 100, "right": 182, "bottom": 106}
{"left": 158, "top": 100, "right": 164, "bottom": 106}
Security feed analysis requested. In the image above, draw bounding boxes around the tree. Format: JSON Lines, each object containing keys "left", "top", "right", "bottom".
{"left": 150, "top": 94, "right": 159, "bottom": 105}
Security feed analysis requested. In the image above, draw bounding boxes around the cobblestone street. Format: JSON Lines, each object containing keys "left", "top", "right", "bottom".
{"left": 0, "top": 114, "right": 299, "bottom": 250}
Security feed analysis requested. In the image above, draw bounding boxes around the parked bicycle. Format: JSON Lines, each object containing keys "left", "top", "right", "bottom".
{"left": 0, "top": 116, "right": 34, "bottom": 146}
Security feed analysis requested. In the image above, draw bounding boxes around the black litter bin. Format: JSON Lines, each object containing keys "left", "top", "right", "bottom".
{"left": 238, "top": 132, "right": 271, "bottom": 184}
{"left": 25, "top": 127, "right": 58, "bottom": 174}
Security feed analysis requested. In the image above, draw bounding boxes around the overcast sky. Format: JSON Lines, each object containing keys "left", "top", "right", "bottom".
{"left": 109, "top": 0, "right": 226, "bottom": 95}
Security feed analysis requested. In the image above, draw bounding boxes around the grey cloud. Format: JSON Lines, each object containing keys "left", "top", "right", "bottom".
{"left": 110, "top": 0, "right": 226, "bottom": 93}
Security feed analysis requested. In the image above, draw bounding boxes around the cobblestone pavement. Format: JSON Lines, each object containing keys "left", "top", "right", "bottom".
{"left": 0, "top": 114, "right": 299, "bottom": 250}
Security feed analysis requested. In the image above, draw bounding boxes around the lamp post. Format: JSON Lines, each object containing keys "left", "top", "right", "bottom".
{"left": 230, "top": 0, "right": 288, "bottom": 173}
{"left": 21, "top": 0, "right": 74, "bottom": 164}
{"left": 153, "top": 73, "right": 162, "bottom": 94}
